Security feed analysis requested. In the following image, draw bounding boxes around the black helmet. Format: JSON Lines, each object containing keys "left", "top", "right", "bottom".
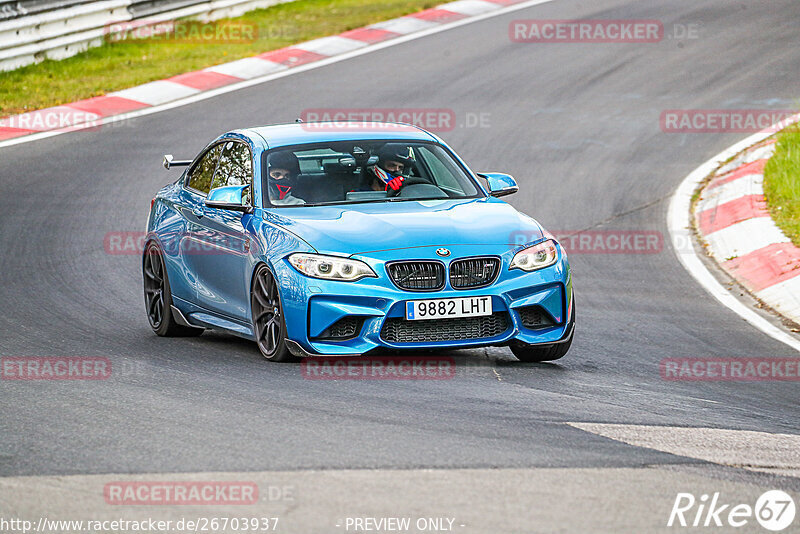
{"left": 266, "top": 151, "right": 301, "bottom": 202}
{"left": 267, "top": 150, "right": 300, "bottom": 177}
{"left": 377, "top": 144, "right": 413, "bottom": 168}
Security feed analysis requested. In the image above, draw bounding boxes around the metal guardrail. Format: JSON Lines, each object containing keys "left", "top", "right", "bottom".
{"left": 127, "top": 0, "right": 209, "bottom": 18}
{"left": 0, "top": 0, "right": 95, "bottom": 21}
{"left": 0, "top": 0, "right": 292, "bottom": 71}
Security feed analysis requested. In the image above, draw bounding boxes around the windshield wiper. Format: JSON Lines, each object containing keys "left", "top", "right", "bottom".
{"left": 387, "top": 196, "right": 451, "bottom": 202}
{"left": 294, "top": 198, "right": 390, "bottom": 207}
{"left": 278, "top": 197, "right": 454, "bottom": 207}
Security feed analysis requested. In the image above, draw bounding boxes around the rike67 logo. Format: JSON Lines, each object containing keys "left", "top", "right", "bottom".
{"left": 668, "top": 490, "right": 796, "bottom": 531}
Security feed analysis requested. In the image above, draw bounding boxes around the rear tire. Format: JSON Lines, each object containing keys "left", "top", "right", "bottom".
{"left": 510, "top": 298, "right": 575, "bottom": 362}
{"left": 143, "top": 242, "right": 204, "bottom": 337}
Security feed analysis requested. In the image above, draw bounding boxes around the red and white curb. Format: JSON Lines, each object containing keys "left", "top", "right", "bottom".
{"left": 668, "top": 112, "right": 800, "bottom": 353}
{"left": 694, "top": 137, "right": 800, "bottom": 325}
{"left": 0, "top": 0, "right": 541, "bottom": 144}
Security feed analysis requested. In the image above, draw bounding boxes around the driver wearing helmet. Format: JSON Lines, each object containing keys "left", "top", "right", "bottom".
{"left": 267, "top": 151, "right": 305, "bottom": 205}
{"left": 367, "top": 143, "right": 413, "bottom": 192}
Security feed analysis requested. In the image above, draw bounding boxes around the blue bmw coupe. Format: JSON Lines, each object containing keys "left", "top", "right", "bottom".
{"left": 143, "top": 122, "right": 574, "bottom": 362}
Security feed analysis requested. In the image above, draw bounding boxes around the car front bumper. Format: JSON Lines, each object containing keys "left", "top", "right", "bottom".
{"left": 275, "top": 244, "right": 573, "bottom": 356}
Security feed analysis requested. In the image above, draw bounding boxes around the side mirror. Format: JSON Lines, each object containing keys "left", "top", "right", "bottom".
{"left": 205, "top": 185, "right": 252, "bottom": 213}
{"left": 478, "top": 173, "right": 519, "bottom": 198}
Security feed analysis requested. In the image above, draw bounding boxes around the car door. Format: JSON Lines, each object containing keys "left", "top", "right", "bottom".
{"left": 170, "top": 143, "right": 222, "bottom": 305}
{"left": 190, "top": 140, "right": 255, "bottom": 322}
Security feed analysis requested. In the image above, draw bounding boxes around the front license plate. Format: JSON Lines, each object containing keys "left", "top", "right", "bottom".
{"left": 405, "top": 296, "right": 492, "bottom": 321}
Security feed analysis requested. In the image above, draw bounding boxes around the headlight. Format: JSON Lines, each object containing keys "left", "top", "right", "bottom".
{"left": 288, "top": 253, "right": 376, "bottom": 282}
{"left": 510, "top": 239, "right": 558, "bottom": 271}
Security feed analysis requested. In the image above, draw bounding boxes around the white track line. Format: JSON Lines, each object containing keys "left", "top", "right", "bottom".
{"left": 568, "top": 423, "right": 800, "bottom": 477}
{"left": 0, "top": 0, "right": 557, "bottom": 149}
{"left": 667, "top": 114, "right": 800, "bottom": 354}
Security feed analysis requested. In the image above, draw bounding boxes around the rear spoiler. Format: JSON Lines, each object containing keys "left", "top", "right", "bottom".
{"left": 163, "top": 154, "right": 192, "bottom": 170}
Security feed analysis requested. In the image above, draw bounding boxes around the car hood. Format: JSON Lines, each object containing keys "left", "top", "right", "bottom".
{"left": 263, "top": 197, "right": 544, "bottom": 255}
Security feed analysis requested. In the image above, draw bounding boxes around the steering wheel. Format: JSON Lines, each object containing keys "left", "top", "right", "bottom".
{"left": 386, "top": 176, "right": 430, "bottom": 197}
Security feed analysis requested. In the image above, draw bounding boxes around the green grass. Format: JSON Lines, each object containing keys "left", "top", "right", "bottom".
{"left": 764, "top": 125, "right": 800, "bottom": 247}
{"left": 0, "top": 0, "right": 437, "bottom": 117}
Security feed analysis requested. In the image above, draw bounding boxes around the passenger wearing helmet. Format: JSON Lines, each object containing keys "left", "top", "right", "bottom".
{"left": 366, "top": 143, "right": 413, "bottom": 192}
{"left": 267, "top": 151, "right": 305, "bottom": 205}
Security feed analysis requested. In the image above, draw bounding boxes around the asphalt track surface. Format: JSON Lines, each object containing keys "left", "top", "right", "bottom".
{"left": 1, "top": 0, "right": 800, "bottom": 530}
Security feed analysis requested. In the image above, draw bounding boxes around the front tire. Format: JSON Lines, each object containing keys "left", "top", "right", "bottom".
{"left": 510, "top": 298, "right": 575, "bottom": 362}
{"left": 510, "top": 335, "right": 572, "bottom": 362}
{"left": 251, "top": 265, "right": 293, "bottom": 362}
{"left": 143, "top": 242, "right": 204, "bottom": 337}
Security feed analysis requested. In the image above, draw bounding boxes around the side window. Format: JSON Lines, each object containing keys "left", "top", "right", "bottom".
{"left": 212, "top": 141, "right": 254, "bottom": 204}
{"left": 186, "top": 144, "right": 222, "bottom": 195}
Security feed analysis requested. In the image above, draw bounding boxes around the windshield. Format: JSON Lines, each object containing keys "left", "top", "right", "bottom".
{"left": 262, "top": 140, "right": 482, "bottom": 207}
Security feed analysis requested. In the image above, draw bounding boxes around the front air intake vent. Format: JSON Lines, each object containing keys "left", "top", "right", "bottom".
{"left": 380, "top": 312, "right": 510, "bottom": 343}
{"left": 517, "top": 306, "right": 558, "bottom": 329}
{"left": 312, "top": 316, "right": 363, "bottom": 340}
{"left": 387, "top": 261, "right": 445, "bottom": 291}
{"left": 450, "top": 257, "right": 500, "bottom": 289}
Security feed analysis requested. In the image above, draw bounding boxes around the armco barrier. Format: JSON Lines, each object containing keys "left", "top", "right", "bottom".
{"left": 0, "top": 0, "right": 94, "bottom": 21}
{"left": 0, "top": 0, "right": 294, "bottom": 71}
